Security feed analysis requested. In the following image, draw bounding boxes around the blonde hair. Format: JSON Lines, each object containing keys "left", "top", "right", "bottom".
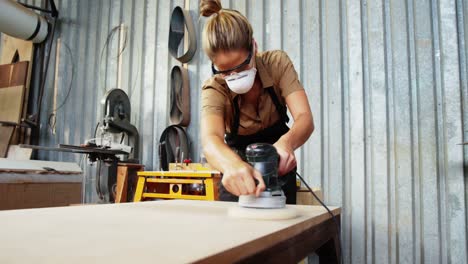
{"left": 200, "top": 0, "right": 253, "bottom": 60}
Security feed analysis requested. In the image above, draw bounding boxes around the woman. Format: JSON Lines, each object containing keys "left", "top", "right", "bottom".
{"left": 200, "top": 0, "right": 314, "bottom": 204}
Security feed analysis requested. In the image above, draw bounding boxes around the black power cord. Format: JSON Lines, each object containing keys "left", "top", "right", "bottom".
{"left": 295, "top": 171, "right": 342, "bottom": 263}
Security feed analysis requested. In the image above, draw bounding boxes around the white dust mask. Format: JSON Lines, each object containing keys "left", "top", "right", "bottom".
{"left": 224, "top": 67, "right": 257, "bottom": 94}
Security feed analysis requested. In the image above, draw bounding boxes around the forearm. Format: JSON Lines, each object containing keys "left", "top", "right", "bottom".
{"left": 202, "top": 135, "right": 245, "bottom": 173}
{"left": 279, "top": 112, "right": 314, "bottom": 150}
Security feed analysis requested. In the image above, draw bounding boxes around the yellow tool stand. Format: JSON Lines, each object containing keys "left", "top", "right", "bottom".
{"left": 133, "top": 163, "right": 221, "bottom": 202}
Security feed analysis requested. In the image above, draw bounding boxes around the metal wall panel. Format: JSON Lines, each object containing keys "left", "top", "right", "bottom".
{"left": 2, "top": 0, "right": 465, "bottom": 263}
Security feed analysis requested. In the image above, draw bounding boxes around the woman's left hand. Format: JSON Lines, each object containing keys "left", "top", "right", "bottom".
{"left": 273, "top": 138, "right": 297, "bottom": 176}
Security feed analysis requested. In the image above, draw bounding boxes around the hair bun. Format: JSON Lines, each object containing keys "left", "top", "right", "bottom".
{"left": 200, "top": 0, "right": 222, "bottom": 17}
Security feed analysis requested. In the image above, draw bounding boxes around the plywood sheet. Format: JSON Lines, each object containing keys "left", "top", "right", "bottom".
{"left": 0, "top": 126, "right": 14, "bottom": 158}
{"left": 0, "top": 182, "right": 81, "bottom": 210}
{"left": 0, "top": 61, "right": 28, "bottom": 88}
{"left": 0, "top": 61, "right": 28, "bottom": 126}
{"left": 0, "top": 200, "right": 340, "bottom": 264}
{"left": 0, "top": 64, "right": 10, "bottom": 87}
{"left": 9, "top": 61, "right": 28, "bottom": 86}
{"left": 0, "top": 36, "right": 34, "bottom": 145}
{"left": 115, "top": 166, "right": 128, "bottom": 202}
{"left": 0, "top": 85, "right": 24, "bottom": 123}
{"left": 0, "top": 159, "right": 82, "bottom": 174}
{"left": 5, "top": 145, "right": 32, "bottom": 160}
{"left": 297, "top": 188, "right": 323, "bottom": 206}
{"left": 0, "top": 172, "right": 82, "bottom": 184}
{"left": 0, "top": 46, "right": 30, "bottom": 124}
{"left": 0, "top": 36, "right": 33, "bottom": 64}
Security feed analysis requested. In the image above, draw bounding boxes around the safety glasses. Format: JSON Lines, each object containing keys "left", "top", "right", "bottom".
{"left": 211, "top": 47, "right": 253, "bottom": 76}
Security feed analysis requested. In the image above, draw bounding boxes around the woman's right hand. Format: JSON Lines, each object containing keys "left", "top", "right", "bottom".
{"left": 222, "top": 162, "right": 266, "bottom": 197}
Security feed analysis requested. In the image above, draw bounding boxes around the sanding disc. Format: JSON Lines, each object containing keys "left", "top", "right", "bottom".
{"left": 228, "top": 206, "right": 298, "bottom": 220}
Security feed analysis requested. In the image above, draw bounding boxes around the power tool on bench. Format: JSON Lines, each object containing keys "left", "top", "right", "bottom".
{"left": 238, "top": 143, "right": 286, "bottom": 209}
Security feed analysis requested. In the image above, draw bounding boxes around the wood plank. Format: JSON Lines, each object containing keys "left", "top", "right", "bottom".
{"left": 0, "top": 64, "right": 10, "bottom": 87}
{"left": 0, "top": 61, "right": 29, "bottom": 146}
{"left": 5, "top": 145, "right": 32, "bottom": 160}
{"left": 0, "top": 85, "right": 24, "bottom": 123}
{"left": 9, "top": 62, "right": 29, "bottom": 145}
{"left": 0, "top": 62, "right": 28, "bottom": 89}
{"left": 0, "top": 183, "right": 81, "bottom": 210}
{"left": 0, "top": 36, "right": 33, "bottom": 64}
{"left": 0, "top": 172, "right": 82, "bottom": 184}
{"left": 9, "top": 61, "right": 28, "bottom": 86}
{"left": 0, "top": 35, "right": 34, "bottom": 145}
{"left": 0, "top": 200, "right": 340, "bottom": 263}
{"left": 0, "top": 38, "right": 33, "bottom": 119}
{"left": 297, "top": 187, "right": 323, "bottom": 206}
{"left": 0, "top": 159, "right": 82, "bottom": 173}
{"left": 114, "top": 166, "right": 128, "bottom": 203}
{"left": 0, "top": 126, "right": 14, "bottom": 158}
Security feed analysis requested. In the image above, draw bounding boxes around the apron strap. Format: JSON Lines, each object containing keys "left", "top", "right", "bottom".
{"left": 266, "top": 87, "right": 290, "bottom": 123}
{"left": 229, "top": 86, "right": 288, "bottom": 140}
{"left": 231, "top": 95, "right": 241, "bottom": 138}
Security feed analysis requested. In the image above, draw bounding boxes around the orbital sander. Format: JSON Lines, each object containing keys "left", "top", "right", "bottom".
{"left": 238, "top": 143, "right": 287, "bottom": 209}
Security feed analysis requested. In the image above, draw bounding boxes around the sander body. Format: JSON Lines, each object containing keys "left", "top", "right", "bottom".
{"left": 238, "top": 143, "right": 286, "bottom": 209}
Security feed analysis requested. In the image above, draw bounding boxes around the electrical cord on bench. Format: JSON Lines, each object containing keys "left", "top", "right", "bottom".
{"left": 296, "top": 172, "right": 342, "bottom": 263}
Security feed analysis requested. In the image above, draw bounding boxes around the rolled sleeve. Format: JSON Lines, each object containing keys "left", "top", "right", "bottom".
{"left": 201, "top": 86, "right": 225, "bottom": 117}
{"left": 274, "top": 51, "right": 304, "bottom": 99}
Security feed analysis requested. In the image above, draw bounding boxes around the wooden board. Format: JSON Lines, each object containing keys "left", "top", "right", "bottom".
{"left": 0, "top": 36, "right": 34, "bottom": 64}
{"left": 0, "top": 85, "right": 24, "bottom": 123}
{"left": 0, "top": 62, "right": 28, "bottom": 124}
{"left": 0, "top": 159, "right": 82, "bottom": 174}
{"left": 0, "top": 65, "right": 9, "bottom": 87}
{"left": 115, "top": 163, "right": 144, "bottom": 203}
{"left": 0, "top": 183, "right": 82, "bottom": 210}
{"left": 0, "top": 61, "right": 29, "bottom": 148}
{"left": 0, "top": 172, "right": 82, "bottom": 184}
{"left": 297, "top": 187, "right": 323, "bottom": 206}
{"left": 0, "top": 126, "right": 14, "bottom": 158}
{"left": 0, "top": 61, "right": 29, "bottom": 88}
{"left": 5, "top": 145, "right": 33, "bottom": 160}
{"left": 115, "top": 166, "right": 128, "bottom": 202}
{"left": 0, "top": 35, "right": 34, "bottom": 145}
{"left": 0, "top": 200, "right": 340, "bottom": 263}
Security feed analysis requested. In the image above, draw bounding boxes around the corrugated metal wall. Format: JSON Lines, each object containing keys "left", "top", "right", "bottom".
{"left": 3, "top": 0, "right": 467, "bottom": 263}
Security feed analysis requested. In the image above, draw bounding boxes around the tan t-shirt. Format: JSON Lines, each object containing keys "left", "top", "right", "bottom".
{"left": 201, "top": 50, "right": 304, "bottom": 135}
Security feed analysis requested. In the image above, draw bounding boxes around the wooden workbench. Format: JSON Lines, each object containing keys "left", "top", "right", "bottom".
{"left": 0, "top": 200, "right": 341, "bottom": 263}
{"left": 0, "top": 159, "right": 82, "bottom": 210}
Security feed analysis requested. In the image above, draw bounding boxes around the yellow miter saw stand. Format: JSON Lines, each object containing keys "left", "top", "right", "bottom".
{"left": 133, "top": 163, "right": 221, "bottom": 202}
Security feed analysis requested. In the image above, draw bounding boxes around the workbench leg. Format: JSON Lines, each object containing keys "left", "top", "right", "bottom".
{"left": 205, "top": 180, "right": 214, "bottom": 200}
{"left": 316, "top": 234, "right": 341, "bottom": 264}
{"left": 133, "top": 176, "right": 146, "bottom": 202}
{"left": 115, "top": 166, "right": 128, "bottom": 203}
